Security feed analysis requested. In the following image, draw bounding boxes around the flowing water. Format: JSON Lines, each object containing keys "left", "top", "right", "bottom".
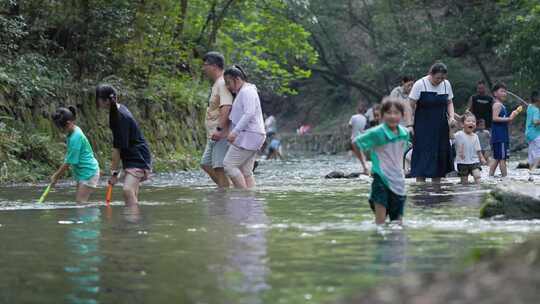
{"left": 0, "top": 154, "right": 538, "bottom": 304}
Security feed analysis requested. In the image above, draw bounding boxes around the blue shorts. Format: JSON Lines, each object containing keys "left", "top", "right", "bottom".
{"left": 492, "top": 142, "right": 509, "bottom": 160}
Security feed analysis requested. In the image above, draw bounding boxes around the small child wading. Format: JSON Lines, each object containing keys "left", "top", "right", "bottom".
{"left": 51, "top": 107, "right": 100, "bottom": 203}
{"left": 489, "top": 83, "right": 522, "bottom": 177}
{"left": 454, "top": 113, "right": 486, "bottom": 185}
{"left": 475, "top": 119, "right": 491, "bottom": 163}
{"left": 355, "top": 98, "right": 410, "bottom": 225}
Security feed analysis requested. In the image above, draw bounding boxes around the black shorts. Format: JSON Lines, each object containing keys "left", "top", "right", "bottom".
{"left": 457, "top": 163, "right": 481, "bottom": 177}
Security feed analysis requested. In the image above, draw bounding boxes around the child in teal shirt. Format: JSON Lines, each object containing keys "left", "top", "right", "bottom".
{"left": 355, "top": 98, "right": 410, "bottom": 225}
{"left": 526, "top": 92, "right": 540, "bottom": 180}
{"left": 51, "top": 106, "right": 100, "bottom": 202}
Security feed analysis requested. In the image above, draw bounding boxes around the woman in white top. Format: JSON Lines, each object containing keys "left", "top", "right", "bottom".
{"left": 408, "top": 62, "right": 456, "bottom": 183}
{"left": 223, "top": 65, "right": 266, "bottom": 189}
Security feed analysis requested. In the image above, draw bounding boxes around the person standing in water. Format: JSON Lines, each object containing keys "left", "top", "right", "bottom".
{"left": 475, "top": 119, "right": 491, "bottom": 163}
{"left": 390, "top": 76, "right": 415, "bottom": 128}
{"left": 525, "top": 92, "right": 540, "bottom": 180}
{"left": 489, "top": 83, "right": 521, "bottom": 177}
{"left": 200, "top": 52, "right": 234, "bottom": 188}
{"left": 264, "top": 113, "right": 277, "bottom": 138}
{"left": 50, "top": 106, "right": 100, "bottom": 203}
{"left": 355, "top": 98, "right": 410, "bottom": 225}
{"left": 96, "top": 84, "right": 152, "bottom": 205}
{"left": 408, "top": 62, "right": 456, "bottom": 183}
{"left": 223, "top": 65, "right": 266, "bottom": 189}
{"left": 454, "top": 113, "right": 486, "bottom": 185}
{"left": 349, "top": 104, "right": 370, "bottom": 174}
{"left": 467, "top": 80, "right": 494, "bottom": 129}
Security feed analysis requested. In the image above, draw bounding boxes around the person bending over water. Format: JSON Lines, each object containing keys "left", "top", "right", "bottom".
{"left": 454, "top": 113, "right": 486, "bottom": 185}
{"left": 489, "top": 83, "right": 521, "bottom": 177}
{"left": 354, "top": 98, "right": 410, "bottom": 225}
{"left": 96, "top": 84, "right": 152, "bottom": 205}
{"left": 223, "top": 65, "right": 266, "bottom": 189}
{"left": 50, "top": 107, "right": 100, "bottom": 203}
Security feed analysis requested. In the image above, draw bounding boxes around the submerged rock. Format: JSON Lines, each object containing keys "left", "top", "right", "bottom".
{"left": 325, "top": 171, "right": 364, "bottom": 179}
{"left": 338, "top": 236, "right": 540, "bottom": 304}
{"left": 325, "top": 171, "right": 345, "bottom": 179}
{"left": 516, "top": 161, "right": 530, "bottom": 169}
{"left": 480, "top": 183, "right": 540, "bottom": 219}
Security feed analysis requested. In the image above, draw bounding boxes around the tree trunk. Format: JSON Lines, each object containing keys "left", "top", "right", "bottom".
{"left": 174, "top": 0, "right": 189, "bottom": 41}
{"left": 472, "top": 53, "right": 493, "bottom": 88}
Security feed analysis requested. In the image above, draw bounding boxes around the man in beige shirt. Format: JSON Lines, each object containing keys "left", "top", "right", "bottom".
{"left": 200, "top": 52, "right": 234, "bottom": 187}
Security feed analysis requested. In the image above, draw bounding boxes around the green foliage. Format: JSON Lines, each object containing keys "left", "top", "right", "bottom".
{"left": 497, "top": 0, "right": 540, "bottom": 91}
{"left": 0, "top": 0, "right": 318, "bottom": 183}
{"left": 220, "top": 1, "right": 317, "bottom": 95}
{"left": 0, "top": 119, "right": 63, "bottom": 183}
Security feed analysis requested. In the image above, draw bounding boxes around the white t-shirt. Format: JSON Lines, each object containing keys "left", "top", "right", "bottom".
{"left": 349, "top": 114, "right": 367, "bottom": 141}
{"left": 365, "top": 108, "right": 374, "bottom": 122}
{"left": 390, "top": 86, "right": 413, "bottom": 126}
{"left": 265, "top": 115, "right": 277, "bottom": 133}
{"left": 409, "top": 76, "right": 454, "bottom": 101}
{"left": 454, "top": 131, "right": 481, "bottom": 164}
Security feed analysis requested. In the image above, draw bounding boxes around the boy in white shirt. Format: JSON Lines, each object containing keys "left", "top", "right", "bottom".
{"left": 454, "top": 113, "right": 487, "bottom": 184}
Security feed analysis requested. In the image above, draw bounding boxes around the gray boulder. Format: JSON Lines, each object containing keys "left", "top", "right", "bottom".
{"left": 480, "top": 183, "right": 540, "bottom": 219}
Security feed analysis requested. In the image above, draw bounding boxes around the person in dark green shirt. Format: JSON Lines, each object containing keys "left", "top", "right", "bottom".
{"left": 51, "top": 106, "right": 100, "bottom": 203}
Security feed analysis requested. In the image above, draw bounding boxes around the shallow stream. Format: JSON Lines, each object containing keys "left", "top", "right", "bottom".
{"left": 0, "top": 154, "right": 538, "bottom": 304}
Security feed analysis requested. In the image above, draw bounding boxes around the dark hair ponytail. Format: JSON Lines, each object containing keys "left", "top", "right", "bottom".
{"left": 96, "top": 84, "right": 119, "bottom": 128}
{"left": 224, "top": 65, "right": 248, "bottom": 81}
{"left": 52, "top": 106, "right": 76, "bottom": 128}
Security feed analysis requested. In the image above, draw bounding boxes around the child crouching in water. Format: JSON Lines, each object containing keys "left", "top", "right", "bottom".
{"left": 454, "top": 113, "right": 486, "bottom": 185}
{"left": 355, "top": 97, "right": 409, "bottom": 225}
{"left": 51, "top": 106, "right": 100, "bottom": 202}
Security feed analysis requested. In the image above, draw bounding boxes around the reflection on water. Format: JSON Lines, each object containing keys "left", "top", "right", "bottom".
{"left": 0, "top": 154, "right": 537, "bottom": 304}
{"left": 208, "top": 191, "right": 269, "bottom": 304}
{"left": 372, "top": 229, "right": 409, "bottom": 277}
{"left": 65, "top": 208, "right": 101, "bottom": 304}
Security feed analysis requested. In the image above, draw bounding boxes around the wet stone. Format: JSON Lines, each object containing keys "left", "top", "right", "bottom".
{"left": 480, "top": 183, "right": 540, "bottom": 219}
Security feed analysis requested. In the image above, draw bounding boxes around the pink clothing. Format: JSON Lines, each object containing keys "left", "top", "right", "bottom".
{"left": 125, "top": 168, "right": 151, "bottom": 182}
{"left": 230, "top": 83, "right": 266, "bottom": 151}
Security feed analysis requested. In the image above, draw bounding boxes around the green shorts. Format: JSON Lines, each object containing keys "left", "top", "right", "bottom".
{"left": 368, "top": 174, "right": 406, "bottom": 221}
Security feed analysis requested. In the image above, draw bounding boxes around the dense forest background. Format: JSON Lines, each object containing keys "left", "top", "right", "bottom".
{"left": 1, "top": 0, "right": 540, "bottom": 182}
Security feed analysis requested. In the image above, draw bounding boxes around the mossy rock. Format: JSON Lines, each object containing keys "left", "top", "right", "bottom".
{"left": 480, "top": 184, "right": 540, "bottom": 219}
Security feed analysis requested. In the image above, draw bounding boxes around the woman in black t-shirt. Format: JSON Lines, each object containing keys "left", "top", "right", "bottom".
{"left": 96, "top": 84, "right": 152, "bottom": 205}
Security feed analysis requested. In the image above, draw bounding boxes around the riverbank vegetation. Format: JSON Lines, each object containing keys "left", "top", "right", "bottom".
{"left": 269, "top": 0, "right": 540, "bottom": 131}
{"left": 2, "top": 0, "right": 540, "bottom": 183}
{"left": 0, "top": 0, "right": 316, "bottom": 183}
